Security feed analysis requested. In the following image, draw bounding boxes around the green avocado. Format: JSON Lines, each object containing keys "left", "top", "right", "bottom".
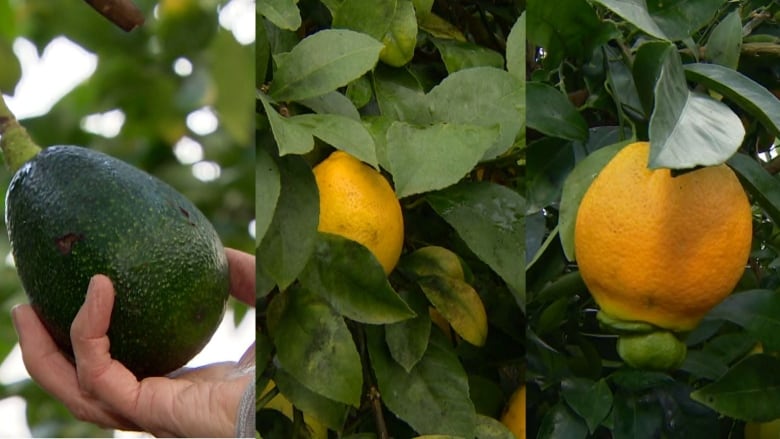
{"left": 5, "top": 145, "right": 229, "bottom": 378}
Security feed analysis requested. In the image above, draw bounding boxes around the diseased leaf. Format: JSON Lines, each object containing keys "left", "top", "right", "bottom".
{"left": 268, "top": 286, "right": 363, "bottom": 407}
{"left": 418, "top": 275, "right": 488, "bottom": 346}
{"left": 299, "top": 233, "right": 416, "bottom": 324}
{"left": 269, "top": 29, "right": 383, "bottom": 102}
{"left": 368, "top": 327, "right": 477, "bottom": 437}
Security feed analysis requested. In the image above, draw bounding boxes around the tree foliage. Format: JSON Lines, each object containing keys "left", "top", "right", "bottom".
{"left": 258, "top": 0, "right": 524, "bottom": 437}
{"left": 527, "top": 0, "right": 780, "bottom": 437}
{"left": 0, "top": 0, "right": 253, "bottom": 436}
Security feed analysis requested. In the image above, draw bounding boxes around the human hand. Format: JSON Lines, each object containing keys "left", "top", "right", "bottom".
{"left": 12, "top": 248, "right": 255, "bottom": 437}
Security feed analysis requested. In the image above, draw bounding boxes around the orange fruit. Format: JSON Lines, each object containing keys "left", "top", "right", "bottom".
{"left": 501, "top": 385, "right": 526, "bottom": 439}
{"left": 574, "top": 141, "right": 752, "bottom": 332}
{"left": 313, "top": 151, "right": 404, "bottom": 274}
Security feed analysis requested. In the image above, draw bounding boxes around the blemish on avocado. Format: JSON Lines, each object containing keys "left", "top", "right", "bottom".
{"left": 55, "top": 233, "right": 84, "bottom": 255}
{"left": 179, "top": 206, "right": 196, "bottom": 226}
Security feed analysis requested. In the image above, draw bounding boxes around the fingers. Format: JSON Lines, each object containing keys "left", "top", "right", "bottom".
{"left": 70, "top": 275, "right": 144, "bottom": 419}
{"left": 12, "top": 297, "right": 138, "bottom": 431}
{"left": 225, "top": 248, "right": 255, "bottom": 306}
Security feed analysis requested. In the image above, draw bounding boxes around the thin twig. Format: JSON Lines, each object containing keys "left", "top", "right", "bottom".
{"left": 82, "top": 0, "right": 145, "bottom": 31}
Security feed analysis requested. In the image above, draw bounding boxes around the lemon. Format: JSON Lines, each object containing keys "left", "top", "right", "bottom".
{"left": 501, "top": 385, "right": 526, "bottom": 439}
{"left": 313, "top": 151, "right": 404, "bottom": 274}
{"left": 575, "top": 141, "right": 752, "bottom": 332}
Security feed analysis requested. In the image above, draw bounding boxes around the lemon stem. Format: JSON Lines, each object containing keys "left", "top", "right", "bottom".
{"left": 0, "top": 94, "right": 41, "bottom": 173}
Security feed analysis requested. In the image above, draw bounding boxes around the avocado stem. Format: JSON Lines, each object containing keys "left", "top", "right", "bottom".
{"left": 0, "top": 94, "right": 41, "bottom": 173}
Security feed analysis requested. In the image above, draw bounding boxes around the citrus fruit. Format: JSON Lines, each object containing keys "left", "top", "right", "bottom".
{"left": 501, "top": 385, "right": 526, "bottom": 439}
{"left": 745, "top": 418, "right": 780, "bottom": 439}
{"left": 575, "top": 141, "right": 752, "bottom": 332}
{"left": 261, "top": 381, "right": 328, "bottom": 439}
{"left": 617, "top": 331, "right": 687, "bottom": 371}
{"left": 313, "top": 151, "right": 404, "bottom": 274}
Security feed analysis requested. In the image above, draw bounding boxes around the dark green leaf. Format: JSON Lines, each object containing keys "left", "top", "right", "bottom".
{"left": 590, "top": 0, "right": 667, "bottom": 39}
{"left": 611, "top": 391, "right": 664, "bottom": 439}
{"left": 633, "top": 40, "right": 674, "bottom": 116}
{"left": 706, "top": 289, "right": 780, "bottom": 351}
{"left": 705, "top": 9, "right": 741, "bottom": 68}
{"left": 257, "top": 154, "right": 319, "bottom": 290}
{"left": 648, "top": 46, "right": 744, "bottom": 169}
{"left": 269, "top": 29, "right": 383, "bottom": 102}
{"left": 691, "top": 354, "right": 780, "bottom": 422}
{"left": 386, "top": 122, "right": 499, "bottom": 198}
{"left": 561, "top": 378, "right": 613, "bottom": 433}
{"left": 685, "top": 63, "right": 780, "bottom": 138}
{"left": 536, "top": 401, "right": 589, "bottom": 439}
{"left": 431, "top": 38, "right": 505, "bottom": 73}
{"left": 427, "top": 67, "right": 523, "bottom": 160}
{"left": 385, "top": 287, "right": 431, "bottom": 371}
{"left": 299, "top": 233, "right": 416, "bottom": 324}
{"left": 526, "top": 81, "right": 588, "bottom": 141}
{"left": 268, "top": 286, "right": 363, "bottom": 407}
{"left": 646, "top": 0, "right": 724, "bottom": 42}
{"left": 728, "top": 153, "right": 780, "bottom": 227}
{"left": 527, "top": 0, "right": 618, "bottom": 67}
{"left": 367, "top": 327, "right": 477, "bottom": 437}
{"left": 427, "top": 181, "right": 524, "bottom": 298}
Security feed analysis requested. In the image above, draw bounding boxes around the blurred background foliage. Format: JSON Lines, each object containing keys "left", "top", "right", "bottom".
{"left": 0, "top": 0, "right": 254, "bottom": 436}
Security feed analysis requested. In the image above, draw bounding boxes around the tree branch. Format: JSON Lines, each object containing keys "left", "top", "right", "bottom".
{"left": 83, "top": 0, "right": 145, "bottom": 31}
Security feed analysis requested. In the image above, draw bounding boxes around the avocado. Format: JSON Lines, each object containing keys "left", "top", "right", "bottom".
{"left": 5, "top": 145, "right": 229, "bottom": 378}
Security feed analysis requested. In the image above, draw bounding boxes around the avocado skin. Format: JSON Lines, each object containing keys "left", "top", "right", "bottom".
{"left": 5, "top": 145, "right": 229, "bottom": 378}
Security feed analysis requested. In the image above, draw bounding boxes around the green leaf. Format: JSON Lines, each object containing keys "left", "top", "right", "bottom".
{"left": 210, "top": 30, "right": 254, "bottom": 145}
{"left": 373, "top": 66, "right": 431, "bottom": 123}
{"left": 257, "top": 154, "right": 319, "bottom": 290}
{"left": 299, "top": 233, "right": 416, "bottom": 324}
{"left": 728, "top": 153, "right": 780, "bottom": 227}
{"left": 379, "top": 0, "right": 418, "bottom": 67}
{"left": 258, "top": 0, "right": 302, "bottom": 31}
{"left": 431, "top": 38, "right": 505, "bottom": 73}
{"left": 706, "top": 289, "right": 780, "bottom": 351}
{"left": 259, "top": 91, "right": 315, "bottom": 155}
{"left": 536, "top": 401, "right": 589, "bottom": 439}
{"left": 269, "top": 29, "right": 383, "bottom": 102}
{"left": 646, "top": 0, "right": 724, "bottom": 42}
{"left": 256, "top": 146, "right": 281, "bottom": 245}
{"left": 527, "top": 0, "right": 618, "bottom": 67}
{"left": 400, "top": 246, "right": 466, "bottom": 281}
{"left": 611, "top": 391, "right": 664, "bottom": 439}
{"left": 685, "top": 63, "right": 780, "bottom": 138}
{"left": 427, "top": 181, "right": 524, "bottom": 297}
{"left": 417, "top": 275, "right": 488, "bottom": 346}
{"left": 268, "top": 286, "right": 363, "bottom": 407}
{"left": 691, "top": 354, "right": 780, "bottom": 422}
{"left": 386, "top": 122, "right": 499, "bottom": 198}
{"left": 332, "top": 0, "right": 395, "bottom": 40}
{"left": 274, "top": 368, "right": 350, "bottom": 430}
{"left": 590, "top": 0, "right": 668, "bottom": 39}
{"left": 705, "top": 9, "right": 741, "bottom": 69}
{"left": 298, "top": 90, "right": 361, "bottom": 120}
{"left": 385, "top": 287, "right": 432, "bottom": 371}
{"left": 289, "top": 113, "right": 378, "bottom": 167}
{"left": 526, "top": 81, "right": 588, "bottom": 141}
{"left": 367, "top": 327, "right": 477, "bottom": 437}
{"left": 558, "top": 141, "right": 628, "bottom": 261}
{"left": 428, "top": 67, "right": 523, "bottom": 160}
{"left": 648, "top": 47, "right": 744, "bottom": 169}
{"left": 474, "top": 415, "right": 516, "bottom": 439}
{"left": 633, "top": 40, "right": 675, "bottom": 116}
{"left": 561, "top": 378, "right": 613, "bottom": 433}
{"left": 506, "top": 12, "right": 525, "bottom": 80}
